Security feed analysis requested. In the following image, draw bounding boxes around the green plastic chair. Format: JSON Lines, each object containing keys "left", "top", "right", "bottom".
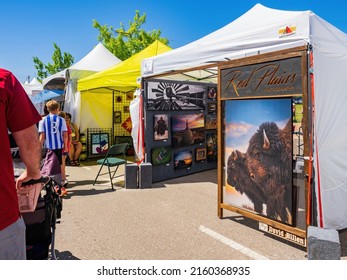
{"left": 93, "top": 143, "right": 128, "bottom": 190}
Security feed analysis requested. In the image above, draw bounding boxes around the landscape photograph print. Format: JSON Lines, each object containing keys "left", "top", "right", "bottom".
{"left": 224, "top": 98, "right": 293, "bottom": 225}
{"left": 147, "top": 80, "right": 205, "bottom": 110}
{"left": 174, "top": 150, "right": 193, "bottom": 170}
{"left": 171, "top": 113, "right": 205, "bottom": 147}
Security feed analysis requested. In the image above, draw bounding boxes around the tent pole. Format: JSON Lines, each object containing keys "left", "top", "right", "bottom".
{"left": 62, "top": 69, "right": 70, "bottom": 111}
{"left": 112, "top": 91, "right": 115, "bottom": 145}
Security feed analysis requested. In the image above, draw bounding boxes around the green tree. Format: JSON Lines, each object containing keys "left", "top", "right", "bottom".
{"left": 33, "top": 43, "right": 74, "bottom": 82}
{"left": 92, "top": 10, "right": 169, "bottom": 61}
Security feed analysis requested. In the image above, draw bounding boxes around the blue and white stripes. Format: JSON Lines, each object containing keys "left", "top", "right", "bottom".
{"left": 39, "top": 114, "right": 67, "bottom": 149}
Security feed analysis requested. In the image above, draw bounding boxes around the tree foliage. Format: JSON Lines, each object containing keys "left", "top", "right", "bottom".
{"left": 92, "top": 10, "right": 169, "bottom": 61}
{"left": 32, "top": 11, "right": 168, "bottom": 81}
{"left": 33, "top": 43, "right": 74, "bottom": 82}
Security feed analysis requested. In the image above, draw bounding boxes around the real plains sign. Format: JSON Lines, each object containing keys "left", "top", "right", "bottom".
{"left": 220, "top": 56, "right": 303, "bottom": 99}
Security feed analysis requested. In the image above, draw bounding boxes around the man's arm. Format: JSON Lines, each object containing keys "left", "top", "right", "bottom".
{"left": 12, "top": 124, "right": 42, "bottom": 188}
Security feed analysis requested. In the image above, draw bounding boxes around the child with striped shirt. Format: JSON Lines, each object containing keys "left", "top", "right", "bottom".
{"left": 39, "top": 100, "right": 69, "bottom": 193}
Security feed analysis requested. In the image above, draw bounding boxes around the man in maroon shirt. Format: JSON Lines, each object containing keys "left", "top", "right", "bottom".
{"left": 0, "top": 68, "right": 42, "bottom": 259}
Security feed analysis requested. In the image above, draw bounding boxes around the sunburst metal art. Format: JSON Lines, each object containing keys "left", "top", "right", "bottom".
{"left": 147, "top": 82, "right": 205, "bottom": 110}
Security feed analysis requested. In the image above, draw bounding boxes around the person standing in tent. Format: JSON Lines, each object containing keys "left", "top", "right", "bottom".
{"left": 39, "top": 100, "right": 69, "bottom": 190}
{"left": 65, "top": 112, "right": 82, "bottom": 166}
{"left": 0, "top": 68, "right": 42, "bottom": 259}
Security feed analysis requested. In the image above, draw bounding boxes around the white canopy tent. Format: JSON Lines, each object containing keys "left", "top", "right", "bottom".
{"left": 22, "top": 77, "right": 43, "bottom": 96}
{"left": 142, "top": 4, "right": 347, "bottom": 230}
{"left": 42, "top": 43, "right": 121, "bottom": 125}
{"left": 22, "top": 78, "right": 65, "bottom": 115}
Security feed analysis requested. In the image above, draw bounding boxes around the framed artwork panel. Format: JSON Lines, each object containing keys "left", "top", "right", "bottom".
{"left": 147, "top": 80, "right": 206, "bottom": 110}
{"left": 91, "top": 133, "right": 109, "bottom": 155}
{"left": 173, "top": 150, "right": 193, "bottom": 170}
{"left": 224, "top": 98, "right": 293, "bottom": 225}
{"left": 207, "top": 102, "right": 217, "bottom": 114}
{"left": 151, "top": 146, "right": 172, "bottom": 166}
{"left": 171, "top": 113, "right": 205, "bottom": 147}
{"left": 123, "top": 106, "right": 130, "bottom": 113}
{"left": 195, "top": 147, "right": 207, "bottom": 162}
{"left": 206, "top": 131, "right": 217, "bottom": 162}
{"left": 153, "top": 114, "right": 169, "bottom": 141}
{"left": 207, "top": 87, "right": 217, "bottom": 99}
{"left": 114, "top": 111, "right": 121, "bottom": 124}
{"left": 206, "top": 114, "right": 217, "bottom": 130}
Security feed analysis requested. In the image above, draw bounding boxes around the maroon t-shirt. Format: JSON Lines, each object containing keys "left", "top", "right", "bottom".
{"left": 0, "top": 68, "right": 41, "bottom": 230}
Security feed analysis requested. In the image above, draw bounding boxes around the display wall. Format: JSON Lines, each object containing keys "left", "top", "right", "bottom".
{"left": 143, "top": 79, "right": 217, "bottom": 183}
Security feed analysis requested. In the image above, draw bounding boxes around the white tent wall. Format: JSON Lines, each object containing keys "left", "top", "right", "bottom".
{"left": 63, "top": 78, "right": 78, "bottom": 124}
{"left": 310, "top": 15, "right": 347, "bottom": 230}
{"left": 141, "top": 4, "right": 347, "bottom": 230}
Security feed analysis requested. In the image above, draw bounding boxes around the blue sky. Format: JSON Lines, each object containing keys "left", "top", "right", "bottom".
{"left": 1, "top": 0, "right": 346, "bottom": 82}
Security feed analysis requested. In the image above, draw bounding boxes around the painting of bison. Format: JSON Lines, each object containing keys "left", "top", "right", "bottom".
{"left": 224, "top": 98, "right": 293, "bottom": 224}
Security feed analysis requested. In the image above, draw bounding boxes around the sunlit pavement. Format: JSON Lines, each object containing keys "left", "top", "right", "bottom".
{"left": 52, "top": 160, "right": 345, "bottom": 260}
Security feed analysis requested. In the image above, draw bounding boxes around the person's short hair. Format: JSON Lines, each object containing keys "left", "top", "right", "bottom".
{"left": 58, "top": 111, "right": 66, "bottom": 118}
{"left": 46, "top": 100, "right": 60, "bottom": 113}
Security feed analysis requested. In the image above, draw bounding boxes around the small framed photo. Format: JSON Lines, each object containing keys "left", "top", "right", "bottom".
{"left": 126, "top": 93, "right": 133, "bottom": 100}
{"left": 207, "top": 102, "right": 217, "bottom": 114}
{"left": 116, "top": 96, "right": 122, "bottom": 102}
{"left": 195, "top": 147, "right": 207, "bottom": 162}
{"left": 123, "top": 106, "right": 130, "bottom": 113}
{"left": 114, "top": 111, "right": 121, "bottom": 123}
{"left": 153, "top": 114, "right": 169, "bottom": 141}
{"left": 151, "top": 146, "right": 172, "bottom": 166}
{"left": 206, "top": 115, "right": 217, "bottom": 129}
{"left": 206, "top": 131, "right": 217, "bottom": 162}
{"left": 207, "top": 87, "right": 217, "bottom": 99}
{"left": 174, "top": 150, "right": 193, "bottom": 170}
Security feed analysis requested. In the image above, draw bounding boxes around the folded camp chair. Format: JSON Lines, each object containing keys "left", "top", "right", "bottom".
{"left": 93, "top": 143, "right": 128, "bottom": 190}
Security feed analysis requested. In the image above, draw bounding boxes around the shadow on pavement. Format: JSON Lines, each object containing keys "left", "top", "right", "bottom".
{"left": 224, "top": 214, "right": 307, "bottom": 252}
{"left": 54, "top": 250, "right": 80, "bottom": 260}
{"left": 153, "top": 169, "right": 218, "bottom": 186}
{"left": 67, "top": 179, "right": 96, "bottom": 187}
{"left": 223, "top": 214, "right": 259, "bottom": 229}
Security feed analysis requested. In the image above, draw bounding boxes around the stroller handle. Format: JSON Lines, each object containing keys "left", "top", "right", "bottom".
{"left": 22, "top": 176, "right": 50, "bottom": 186}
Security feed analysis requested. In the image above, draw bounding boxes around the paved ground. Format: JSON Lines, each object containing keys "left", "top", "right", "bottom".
{"left": 52, "top": 160, "right": 346, "bottom": 260}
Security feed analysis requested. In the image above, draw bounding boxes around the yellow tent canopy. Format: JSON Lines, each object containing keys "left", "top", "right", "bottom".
{"left": 78, "top": 40, "right": 172, "bottom": 93}
{"left": 77, "top": 40, "right": 172, "bottom": 133}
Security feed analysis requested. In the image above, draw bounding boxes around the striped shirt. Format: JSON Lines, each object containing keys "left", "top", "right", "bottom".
{"left": 39, "top": 114, "right": 67, "bottom": 150}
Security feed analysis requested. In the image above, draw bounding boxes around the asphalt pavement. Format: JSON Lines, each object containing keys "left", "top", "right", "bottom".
{"left": 52, "top": 159, "right": 346, "bottom": 260}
